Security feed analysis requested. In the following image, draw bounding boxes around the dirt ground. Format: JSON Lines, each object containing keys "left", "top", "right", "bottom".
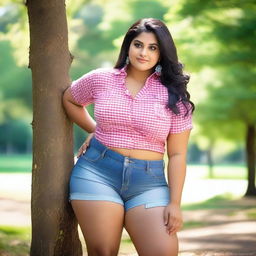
{"left": 0, "top": 173, "right": 256, "bottom": 255}
{"left": 180, "top": 197, "right": 256, "bottom": 255}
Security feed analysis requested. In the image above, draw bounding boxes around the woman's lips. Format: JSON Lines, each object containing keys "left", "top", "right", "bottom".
{"left": 137, "top": 58, "right": 148, "bottom": 63}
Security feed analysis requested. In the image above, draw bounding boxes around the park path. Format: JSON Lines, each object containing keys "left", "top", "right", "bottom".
{"left": 0, "top": 173, "right": 256, "bottom": 255}
{"left": 180, "top": 198, "right": 256, "bottom": 255}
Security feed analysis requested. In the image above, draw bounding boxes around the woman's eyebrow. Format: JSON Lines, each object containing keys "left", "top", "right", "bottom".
{"left": 134, "top": 39, "right": 158, "bottom": 46}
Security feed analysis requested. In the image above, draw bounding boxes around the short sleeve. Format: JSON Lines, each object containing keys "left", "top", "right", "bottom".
{"left": 70, "top": 70, "right": 96, "bottom": 106}
{"left": 169, "top": 101, "right": 193, "bottom": 134}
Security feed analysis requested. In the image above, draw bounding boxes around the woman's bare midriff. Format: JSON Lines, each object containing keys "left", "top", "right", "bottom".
{"left": 108, "top": 147, "right": 164, "bottom": 161}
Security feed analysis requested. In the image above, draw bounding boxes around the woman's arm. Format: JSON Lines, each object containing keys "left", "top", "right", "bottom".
{"left": 163, "top": 129, "right": 191, "bottom": 235}
{"left": 62, "top": 87, "right": 96, "bottom": 133}
{"left": 167, "top": 129, "right": 191, "bottom": 205}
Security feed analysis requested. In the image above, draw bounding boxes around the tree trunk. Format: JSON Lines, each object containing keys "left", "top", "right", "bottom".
{"left": 245, "top": 124, "right": 256, "bottom": 196}
{"left": 26, "top": 0, "right": 82, "bottom": 255}
{"left": 206, "top": 145, "right": 214, "bottom": 179}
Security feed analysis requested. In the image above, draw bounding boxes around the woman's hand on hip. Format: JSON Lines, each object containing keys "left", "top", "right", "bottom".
{"left": 163, "top": 203, "right": 183, "bottom": 235}
{"left": 77, "top": 133, "right": 95, "bottom": 157}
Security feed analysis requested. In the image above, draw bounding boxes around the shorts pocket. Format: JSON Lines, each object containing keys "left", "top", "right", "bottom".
{"left": 81, "top": 147, "right": 103, "bottom": 162}
{"left": 147, "top": 167, "right": 165, "bottom": 179}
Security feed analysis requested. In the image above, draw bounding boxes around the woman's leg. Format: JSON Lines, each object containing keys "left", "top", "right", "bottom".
{"left": 124, "top": 205, "right": 178, "bottom": 256}
{"left": 71, "top": 200, "right": 125, "bottom": 256}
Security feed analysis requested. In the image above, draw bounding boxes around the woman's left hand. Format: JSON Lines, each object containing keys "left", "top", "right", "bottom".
{"left": 163, "top": 203, "right": 183, "bottom": 235}
{"left": 77, "top": 133, "right": 95, "bottom": 157}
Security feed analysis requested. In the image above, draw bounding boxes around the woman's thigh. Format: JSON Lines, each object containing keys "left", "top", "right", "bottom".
{"left": 71, "top": 200, "right": 125, "bottom": 255}
{"left": 124, "top": 205, "right": 178, "bottom": 256}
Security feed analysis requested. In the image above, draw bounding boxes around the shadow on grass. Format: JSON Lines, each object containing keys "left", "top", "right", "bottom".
{"left": 181, "top": 193, "right": 256, "bottom": 230}
{"left": 182, "top": 193, "right": 253, "bottom": 211}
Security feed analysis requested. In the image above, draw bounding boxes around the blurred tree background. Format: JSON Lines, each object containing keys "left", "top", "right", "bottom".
{"left": 0, "top": 0, "right": 255, "bottom": 192}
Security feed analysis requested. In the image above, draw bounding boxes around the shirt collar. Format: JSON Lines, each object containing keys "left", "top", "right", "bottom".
{"left": 113, "top": 65, "right": 128, "bottom": 75}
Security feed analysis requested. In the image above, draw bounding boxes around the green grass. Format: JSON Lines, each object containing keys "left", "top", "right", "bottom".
{"left": 246, "top": 209, "right": 256, "bottom": 219}
{"left": 0, "top": 154, "right": 247, "bottom": 180}
{"left": 0, "top": 155, "right": 32, "bottom": 173}
{"left": 182, "top": 193, "right": 250, "bottom": 211}
{"left": 121, "top": 238, "right": 133, "bottom": 244}
{"left": 0, "top": 225, "right": 134, "bottom": 256}
{"left": 183, "top": 221, "right": 206, "bottom": 230}
{"left": 0, "top": 226, "right": 30, "bottom": 256}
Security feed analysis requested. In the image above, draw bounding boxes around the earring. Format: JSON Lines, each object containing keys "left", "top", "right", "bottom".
{"left": 155, "top": 64, "right": 162, "bottom": 75}
{"left": 126, "top": 56, "right": 130, "bottom": 65}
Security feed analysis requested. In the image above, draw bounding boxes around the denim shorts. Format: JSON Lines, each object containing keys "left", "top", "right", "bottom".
{"left": 69, "top": 137, "right": 170, "bottom": 211}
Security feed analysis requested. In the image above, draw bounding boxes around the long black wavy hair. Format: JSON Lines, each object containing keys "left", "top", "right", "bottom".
{"left": 114, "top": 18, "right": 195, "bottom": 116}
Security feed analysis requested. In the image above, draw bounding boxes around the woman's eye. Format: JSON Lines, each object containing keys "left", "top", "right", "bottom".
{"left": 150, "top": 46, "right": 157, "bottom": 51}
{"left": 134, "top": 43, "right": 142, "bottom": 48}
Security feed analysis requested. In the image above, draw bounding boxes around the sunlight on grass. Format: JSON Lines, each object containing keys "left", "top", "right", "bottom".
{"left": 187, "top": 164, "right": 247, "bottom": 180}
{"left": 0, "top": 155, "right": 32, "bottom": 173}
{"left": 121, "top": 238, "right": 133, "bottom": 244}
{"left": 0, "top": 226, "right": 136, "bottom": 256}
{"left": 183, "top": 221, "right": 206, "bottom": 230}
{"left": 0, "top": 226, "right": 30, "bottom": 256}
{"left": 182, "top": 193, "right": 243, "bottom": 211}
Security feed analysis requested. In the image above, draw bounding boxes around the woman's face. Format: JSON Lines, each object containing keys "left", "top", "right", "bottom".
{"left": 128, "top": 32, "right": 160, "bottom": 73}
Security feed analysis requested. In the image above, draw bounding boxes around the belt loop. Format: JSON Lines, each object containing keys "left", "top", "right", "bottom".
{"left": 146, "top": 161, "right": 150, "bottom": 172}
{"left": 101, "top": 148, "right": 108, "bottom": 158}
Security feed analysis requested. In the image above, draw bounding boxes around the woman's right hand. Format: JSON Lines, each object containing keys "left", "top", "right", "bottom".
{"left": 77, "top": 133, "right": 95, "bottom": 157}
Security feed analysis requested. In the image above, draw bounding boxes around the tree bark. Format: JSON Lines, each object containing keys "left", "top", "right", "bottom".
{"left": 27, "top": 0, "right": 82, "bottom": 255}
{"left": 245, "top": 124, "right": 256, "bottom": 196}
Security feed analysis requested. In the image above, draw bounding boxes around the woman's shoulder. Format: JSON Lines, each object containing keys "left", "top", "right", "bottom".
{"left": 74, "top": 67, "right": 120, "bottom": 90}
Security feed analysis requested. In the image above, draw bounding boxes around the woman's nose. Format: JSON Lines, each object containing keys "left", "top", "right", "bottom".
{"left": 140, "top": 47, "right": 147, "bottom": 57}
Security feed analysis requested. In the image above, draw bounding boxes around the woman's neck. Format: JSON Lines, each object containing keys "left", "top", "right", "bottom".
{"left": 126, "top": 65, "right": 152, "bottom": 83}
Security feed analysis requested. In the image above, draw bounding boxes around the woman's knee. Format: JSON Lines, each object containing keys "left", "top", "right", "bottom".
{"left": 160, "top": 246, "right": 178, "bottom": 256}
{"left": 144, "top": 246, "right": 178, "bottom": 256}
{"left": 136, "top": 236, "right": 178, "bottom": 256}
{"left": 159, "top": 238, "right": 179, "bottom": 256}
{"left": 87, "top": 245, "right": 119, "bottom": 256}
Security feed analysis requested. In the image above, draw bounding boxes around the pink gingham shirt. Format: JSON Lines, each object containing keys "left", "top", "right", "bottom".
{"left": 70, "top": 66, "right": 193, "bottom": 153}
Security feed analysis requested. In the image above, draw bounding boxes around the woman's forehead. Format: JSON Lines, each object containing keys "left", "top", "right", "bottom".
{"left": 133, "top": 32, "right": 158, "bottom": 44}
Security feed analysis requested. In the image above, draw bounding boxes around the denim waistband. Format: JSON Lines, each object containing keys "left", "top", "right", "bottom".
{"left": 89, "top": 137, "right": 164, "bottom": 168}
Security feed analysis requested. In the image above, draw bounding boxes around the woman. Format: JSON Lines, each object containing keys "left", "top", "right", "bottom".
{"left": 63, "top": 18, "right": 194, "bottom": 256}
